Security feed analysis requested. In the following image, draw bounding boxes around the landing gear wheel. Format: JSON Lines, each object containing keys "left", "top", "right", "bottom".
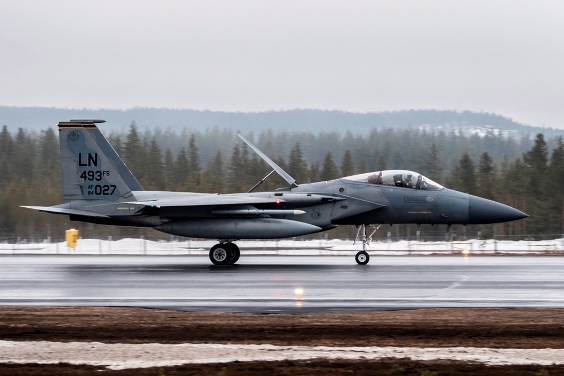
{"left": 209, "top": 244, "right": 231, "bottom": 265}
{"left": 228, "top": 243, "right": 240, "bottom": 264}
{"left": 355, "top": 251, "right": 370, "bottom": 265}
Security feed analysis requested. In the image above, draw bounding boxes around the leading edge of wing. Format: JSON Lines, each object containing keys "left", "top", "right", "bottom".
{"left": 125, "top": 195, "right": 285, "bottom": 208}
{"left": 20, "top": 206, "right": 110, "bottom": 218}
{"left": 128, "top": 193, "right": 387, "bottom": 210}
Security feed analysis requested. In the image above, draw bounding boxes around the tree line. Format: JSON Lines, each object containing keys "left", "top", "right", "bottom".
{"left": 0, "top": 123, "right": 562, "bottom": 241}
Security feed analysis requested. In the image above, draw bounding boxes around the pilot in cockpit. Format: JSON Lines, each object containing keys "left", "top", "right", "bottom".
{"left": 393, "top": 174, "right": 403, "bottom": 187}
{"left": 367, "top": 171, "right": 383, "bottom": 184}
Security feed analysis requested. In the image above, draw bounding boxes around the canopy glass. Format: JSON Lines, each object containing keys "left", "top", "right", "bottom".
{"left": 344, "top": 170, "right": 443, "bottom": 190}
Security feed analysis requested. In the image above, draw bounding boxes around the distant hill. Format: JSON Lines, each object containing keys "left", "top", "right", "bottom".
{"left": 0, "top": 106, "right": 562, "bottom": 138}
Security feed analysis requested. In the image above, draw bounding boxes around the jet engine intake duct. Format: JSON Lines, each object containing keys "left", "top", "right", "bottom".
{"left": 155, "top": 218, "right": 322, "bottom": 239}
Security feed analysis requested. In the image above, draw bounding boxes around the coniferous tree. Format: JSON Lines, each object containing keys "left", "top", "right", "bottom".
{"left": 340, "top": 149, "right": 355, "bottom": 176}
{"left": 288, "top": 142, "right": 308, "bottom": 184}
{"left": 450, "top": 154, "right": 477, "bottom": 194}
{"left": 357, "top": 159, "right": 368, "bottom": 174}
{"left": 227, "top": 144, "right": 246, "bottom": 193}
{"left": 426, "top": 143, "right": 442, "bottom": 183}
{"left": 163, "top": 149, "right": 175, "bottom": 189}
{"left": 499, "top": 158, "right": 528, "bottom": 236}
{"left": 145, "top": 140, "right": 164, "bottom": 190}
{"left": 548, "top": 137, "right": 564, "bottom": 233}
{"left": 0, "top": 195, "right": 16, "bottom": 240}
{"left": 13, "top": 128, "right": 35, "bottom": 182}
{"left": 107, "top": 133, "right": 123, "bottom": 157}
{"left": 0, "top": 126, "right": 14, "bottom": 187}
{"left": 38, "top": 128, "right": 59, "bottom": 177}
{"left": 123, "top": 122, "right": 144, "bottom": 180}
{"left": 522, "top": 134, "right": 549, "bottom": 234}
{"left": 477, "top": 152, "right": 495, "bottom": 200}
{"left": 202, "top": 150, "right": 225, "bottom": 193}
{"left": 319, "top": 152, "right": 339, "bottom": 181}
{"left": 172, "top": 148, "right": 190, "bottom": 190}
{"left": 523, "top": 133, "right": 548, "bottom": 197}
{"left": 186, "top": 134, "right": 202, "bottom": 190}
{"left": 376, "top": 156, "right": 387, "bottom": 171}
{"left": 308, "top": 161, "right": 320, "bottom": 183}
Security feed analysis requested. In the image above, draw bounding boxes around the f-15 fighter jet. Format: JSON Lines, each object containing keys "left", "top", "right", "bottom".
{"left": 23, "top": 120, "right": 528, "bottom": 265}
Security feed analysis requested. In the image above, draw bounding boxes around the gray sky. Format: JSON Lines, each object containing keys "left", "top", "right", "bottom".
{"left": 1, "top": 0, "right": 563, "bottom": 128}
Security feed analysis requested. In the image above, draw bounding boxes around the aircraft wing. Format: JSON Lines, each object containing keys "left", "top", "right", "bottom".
{"left": 128, "top": 192, "right": 385, "bottom": 219}
{"left": 126, "top": 195, "right": 283, "bottom": 208}
{"left": 127, "top": 193, "right": 327, "bottom": 219}
{"left": 20, "top": 206, "right": 110, "bottom": 218}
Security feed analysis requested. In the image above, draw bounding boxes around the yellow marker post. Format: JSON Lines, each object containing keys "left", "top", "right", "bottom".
{"left": 65, "top": 229, "right": 79, "bottom": 253}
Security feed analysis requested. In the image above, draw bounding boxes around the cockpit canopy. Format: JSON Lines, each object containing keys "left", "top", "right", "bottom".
{"left": 344, "top": 170, "right": 443, "bottom": 190}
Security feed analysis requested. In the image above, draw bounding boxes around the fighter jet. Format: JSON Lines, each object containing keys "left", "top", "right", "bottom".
{"left": 23, "top": 120, "right": 528, "bottom": 265}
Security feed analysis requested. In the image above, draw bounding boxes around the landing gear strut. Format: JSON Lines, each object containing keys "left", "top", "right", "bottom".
{"left": 353, "top": 224, "right": 380, "bottom": 265}
{"left": 209, "top": 242, "right": 240, "bottom": 265}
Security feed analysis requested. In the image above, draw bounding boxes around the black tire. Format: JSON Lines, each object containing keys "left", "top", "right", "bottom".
{"left": 355, "top": 251, "right": 370, "bottom": 265}
{"left": 228, "top": 243, "right": 241, "bottom": 264}
{"left": 209, "top": 244, "right": 230, "bottom": 265}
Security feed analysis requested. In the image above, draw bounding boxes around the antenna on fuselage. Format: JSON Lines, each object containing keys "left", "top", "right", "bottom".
{"left": 237, "top": 134, "right": 298, "bottom": 189}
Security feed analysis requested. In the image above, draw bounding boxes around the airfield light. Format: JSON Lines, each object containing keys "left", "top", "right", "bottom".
{"left": 294, "top": 288, "right": 304, "bottom": 300}
{"left": 462, "top": 249, "right": 470, "bottom": 258}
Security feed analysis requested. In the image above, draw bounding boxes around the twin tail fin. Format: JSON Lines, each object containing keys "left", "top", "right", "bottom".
{"left": 58, "top": 119, "right": 143, "bottom": 202}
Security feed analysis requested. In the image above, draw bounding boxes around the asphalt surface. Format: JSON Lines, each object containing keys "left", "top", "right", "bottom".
{"left": 0, "top": 255, "right": 563, "bottom": 313}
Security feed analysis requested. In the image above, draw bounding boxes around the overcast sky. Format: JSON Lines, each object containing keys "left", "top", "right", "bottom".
{"left": 1, "top": 0, "right": 563, "bottom": 128}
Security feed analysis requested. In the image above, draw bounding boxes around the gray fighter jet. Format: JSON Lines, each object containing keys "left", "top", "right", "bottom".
{"left": 23, "top": 120, "right": 528, "bottom": 265}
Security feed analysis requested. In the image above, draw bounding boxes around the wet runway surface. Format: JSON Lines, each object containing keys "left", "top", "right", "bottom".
{"left": 1, "top": 255, "right": 563, "bottom": 313}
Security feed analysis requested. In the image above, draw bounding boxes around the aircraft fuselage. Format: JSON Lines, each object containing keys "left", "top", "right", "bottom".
{"left": 67, "top": 178, "right": 523, "bottom": 237}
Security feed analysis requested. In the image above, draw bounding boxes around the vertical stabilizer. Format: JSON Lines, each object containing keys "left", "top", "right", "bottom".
{"left": 58, "top": 120, "right": 143, "bottom": 203}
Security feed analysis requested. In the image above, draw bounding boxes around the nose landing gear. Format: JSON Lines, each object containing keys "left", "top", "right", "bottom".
{"left": 353, "top": 224, "right": 380, "bottom": 265}
{"left": 209, "top": 242, "right": 240, "bottom": 265}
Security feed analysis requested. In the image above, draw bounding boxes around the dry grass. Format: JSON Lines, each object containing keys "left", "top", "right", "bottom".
{"left": 0, "top": 307, "right": 563, "bottom": 375}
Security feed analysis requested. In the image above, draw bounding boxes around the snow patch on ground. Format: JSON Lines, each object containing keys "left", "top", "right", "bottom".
{"left": 0, "top": 341, "right": 562, "bottom": 370}
{"left": 1, "top": 238, "right": 564, "bottom": 256}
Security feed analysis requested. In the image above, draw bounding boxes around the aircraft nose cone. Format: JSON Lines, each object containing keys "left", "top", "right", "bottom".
{"left": 468, "top": 196, "right": 528, "bottom": 224}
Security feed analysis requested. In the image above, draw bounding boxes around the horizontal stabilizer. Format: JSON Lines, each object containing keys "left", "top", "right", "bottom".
{"left": 68, "top": 119, "right": 106, "bottom": 124}
{"left": 20, "top": 206, "right": 110, "bottom": 218}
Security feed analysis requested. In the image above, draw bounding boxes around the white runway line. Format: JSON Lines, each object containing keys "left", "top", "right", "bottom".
{"left": 0, "top": 341, "right": 562, "bottom": 370}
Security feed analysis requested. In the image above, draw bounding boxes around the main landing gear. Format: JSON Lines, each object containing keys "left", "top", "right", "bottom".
{"left": 354, "top": 224, "right": 380, "bottom": 265}
{"left": 209, "top": 242, "right": 240, "bottom": 265}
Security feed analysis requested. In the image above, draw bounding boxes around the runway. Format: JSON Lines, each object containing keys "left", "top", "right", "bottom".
{"left": 1, "top": 255, "right": 563, "bottom": 312}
